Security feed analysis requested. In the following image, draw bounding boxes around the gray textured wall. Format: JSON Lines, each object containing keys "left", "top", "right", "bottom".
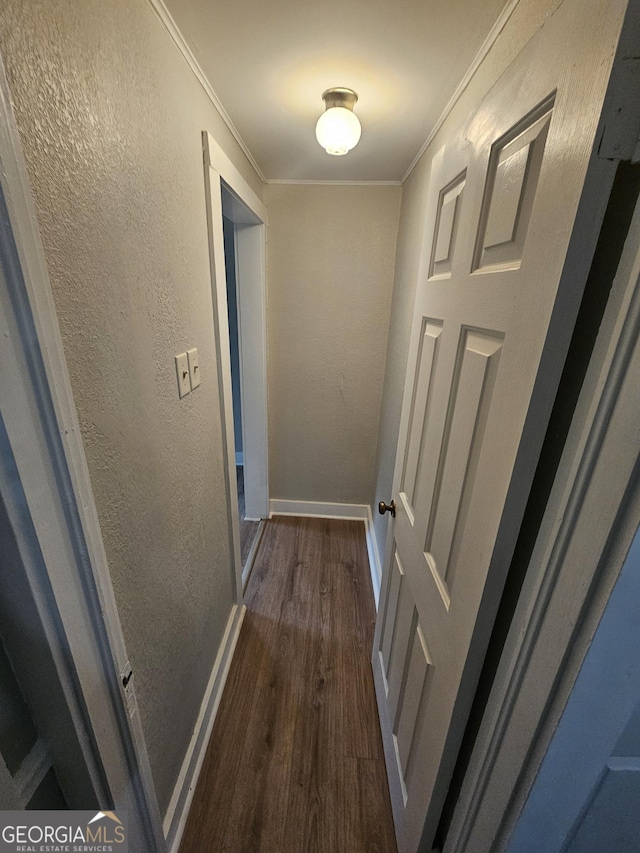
{"left": 266, "top": 183, "right": 401, "bottom": 506}
{"left": 0, "top": 0, "right": 261, "bottom": 816}
{"left": 370, "top": 0, "right": 565, "bottom": 561}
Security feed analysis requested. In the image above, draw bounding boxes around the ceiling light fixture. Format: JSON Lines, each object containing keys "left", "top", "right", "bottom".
{"left": 315, "top": 88, "right": 361, "bottom": 156}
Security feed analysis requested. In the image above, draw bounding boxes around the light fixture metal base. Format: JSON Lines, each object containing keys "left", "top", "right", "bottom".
{"left": 321, "top": 87, "right": 358, "bottom": 112}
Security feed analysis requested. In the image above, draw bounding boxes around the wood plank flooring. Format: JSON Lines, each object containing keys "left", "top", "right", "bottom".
{"left": 180, "top": 516, "right": 397, "bottom": 853}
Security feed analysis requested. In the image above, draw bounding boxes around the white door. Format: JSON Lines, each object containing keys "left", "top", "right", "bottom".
{"left": 371, "top": 1, "right": 628, "bottom": 850}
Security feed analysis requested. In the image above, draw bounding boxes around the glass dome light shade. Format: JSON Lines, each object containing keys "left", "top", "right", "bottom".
{"left": 315, "top": 106, "right": 362, "bottom": 156}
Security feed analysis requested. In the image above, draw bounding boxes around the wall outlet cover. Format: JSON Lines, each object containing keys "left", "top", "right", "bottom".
{"left": 175, "top": 352, "right": 190, "bottom": 398}
{"left": 187, "top": 347, "right": 201, "bottom": 389}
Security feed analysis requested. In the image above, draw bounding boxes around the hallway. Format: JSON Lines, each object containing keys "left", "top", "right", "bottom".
{"left": 179, "top": 516, "right": 397, "bottom": 852}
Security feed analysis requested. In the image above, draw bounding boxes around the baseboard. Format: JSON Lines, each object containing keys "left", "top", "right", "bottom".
{"left": 365, "top": 507, "right": 382, "bottom": 610}
{"left": 235, "top": 451, "right": 243, "bottom": 466}
{"left": 269, "top": 499, "right": 369, "bottom": 520}
{"left": 163, "top": 603, "right": 246, "bottom": 852}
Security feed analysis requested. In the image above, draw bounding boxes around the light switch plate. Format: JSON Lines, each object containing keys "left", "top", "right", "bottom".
{"left": 175, "top": 352, "right": 190, "bottom": 398}
{"left": 187, "top": 347, "right": 201, "bottom": 389}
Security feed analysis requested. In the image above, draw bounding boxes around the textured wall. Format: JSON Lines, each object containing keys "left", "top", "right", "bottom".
{"left": 370, "top": 0, "right": 566, "bottom": 560}
{"left": 266, "top": 183, "right": 401, "bottom": 506}
{"left": 0, "top": 0, "right": 262, "bottom": 816}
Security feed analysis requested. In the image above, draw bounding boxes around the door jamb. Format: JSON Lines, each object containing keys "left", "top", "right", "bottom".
{"left": 0, "top": 50, "right": 165, "bottom": 848}
{"left": 202, "top": 131, "right": 269, "bottom": 598}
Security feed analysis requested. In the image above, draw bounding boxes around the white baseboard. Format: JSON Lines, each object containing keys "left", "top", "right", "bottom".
{"left": 269, "top": 499, "right": 369, "bottom": 520}
{"left": 269, "top": 499, "right": 382, "bottom": 609}
{"left": 163, "top": 603, "right": 246, "bottom": 852}
{"left": 365, "top": 507, "right": 382, "bottom": 610}
{"left": 235, "top": 451, "right": 243, "bottom": 466}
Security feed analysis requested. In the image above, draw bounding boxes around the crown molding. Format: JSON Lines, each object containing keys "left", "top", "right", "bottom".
{"left": 266, "top": 179, "right": 402, "bottom": 186}
{"left": 146, "top": 0, "right": 267, "bottom": 183}
{"left": 401, "top": 0, "right": 522, "bottom": 183}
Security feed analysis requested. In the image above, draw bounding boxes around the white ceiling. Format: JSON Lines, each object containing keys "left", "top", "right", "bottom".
{"left": 163, "top": 0, "right": 509, "bottom": 182}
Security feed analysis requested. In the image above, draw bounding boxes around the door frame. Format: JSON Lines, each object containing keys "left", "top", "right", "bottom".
{"left": 0, "top": 51, "right": 165, "bottom": 848}
{"left": 202, "top": 131, "right": 269, "bottom": 593}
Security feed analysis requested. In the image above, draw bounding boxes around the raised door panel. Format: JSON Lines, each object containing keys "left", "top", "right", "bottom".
{"left": 393, "top": 617, "right": 433, "bottom": 806}
{"left": 425, "top": 329, "right": 504, "bottom": 607}
{"left": 380, "top": 553, "right": 416, "bottom": 719}
{"left": 430, "top": 174, "right": 466, "bottom": 279}
{"left": 378, "top": 549, "right": 436, "bottom": 810}
{"left": 473, "top": 99, "right": 554, "bottom": 273}
{"left": 400, "top": 320, "right": 443, "bottom": 518}
{"left": 380, "top": 549, "right": 405, "bottom": 688}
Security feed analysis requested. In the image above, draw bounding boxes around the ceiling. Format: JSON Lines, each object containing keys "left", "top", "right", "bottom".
{"left": 162, "top": 0, "right": 509, "bottom": 182}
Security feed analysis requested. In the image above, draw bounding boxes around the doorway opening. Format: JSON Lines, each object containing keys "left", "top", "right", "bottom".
{"left": 221, "top": 211, "right": 262, "bottom": 572}
{"left": 202, "top": 131, "right": 270, "bottom": 598}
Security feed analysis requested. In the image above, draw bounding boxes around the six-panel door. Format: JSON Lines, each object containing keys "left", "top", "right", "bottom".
{"left": 371, "top": 1, "right": 626, "bottom": 849}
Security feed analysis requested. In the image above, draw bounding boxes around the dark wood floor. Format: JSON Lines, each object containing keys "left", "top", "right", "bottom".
{"left": 180, "top": 516, "right": 397, "bottom": 853}
{"left": 237, "top": 466, "right": 261, "bottom": 566}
